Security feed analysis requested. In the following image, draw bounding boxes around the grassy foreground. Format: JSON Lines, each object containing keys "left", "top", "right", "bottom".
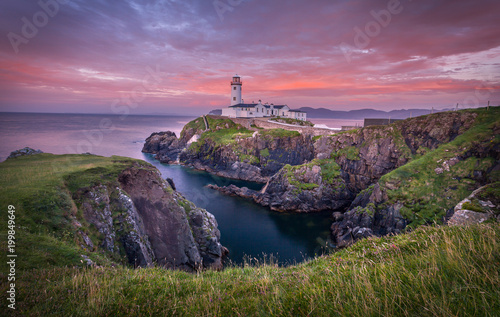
{"left": 2, "top": 224, "right": 499, "bottom": 316}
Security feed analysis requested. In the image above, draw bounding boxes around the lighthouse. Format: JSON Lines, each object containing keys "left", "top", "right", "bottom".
{"left": 230, "top": 75, "right": 242, "bottom": 106}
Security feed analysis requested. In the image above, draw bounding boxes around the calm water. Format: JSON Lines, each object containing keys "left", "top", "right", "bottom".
{"left": 0, "top": 112, "right": 333, "bottom": 264}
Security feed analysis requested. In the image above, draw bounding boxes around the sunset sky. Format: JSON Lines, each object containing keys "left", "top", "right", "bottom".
{"left": 1, "top": 0, "right": 499, "bottom": 115}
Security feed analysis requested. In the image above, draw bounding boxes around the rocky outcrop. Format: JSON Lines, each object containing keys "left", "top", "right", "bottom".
{"left": 7, "top": 147, "right": 43, "bottom": 159}
{"left": 143, "top": 119, "right": 316, "bottom": 183}
{"left": 257, "top": 164, "right": 353, "bottom": 212}
{"left": 80, "top": 185, "right": 117, "bottom": 253}
{"left": 330, "top": 184, "right": 406, "bottom": 248}
{"left": 179, "top": 133, "right": 315, "bottom": 183}
{"left": 142, "top": 132, "right": 186, "bottom": 164}
{"left": 398, "top": 111, "right": 477, "bottom": 155}
{"left": 239, "top": 112, "right": 478, "bottom": 213}
{"left": 448, "top": 185, "right": 499, "bottom": 226}
{"left": 329, "top": 110, "right": 499, "bottom": 248}
{"left": 76, "top": 164, "right": 226, "bottom": 271}
{"left": 115, "top": 188, "right": 156, "bottom": 267}
{"left": 118, "top": 165, "right": 227, "bottom": 271}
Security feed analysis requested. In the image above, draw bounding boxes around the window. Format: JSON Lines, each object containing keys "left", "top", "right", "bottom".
{"left": 233, "top": 87, "right": 236, "bottom": 90}
{"left": 233, "top": 97, "right": 236, "bottom": 101}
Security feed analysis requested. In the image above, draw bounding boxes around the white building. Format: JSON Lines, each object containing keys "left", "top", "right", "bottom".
{"left": 222, "top": 75, "right": 307, "bottom": 120}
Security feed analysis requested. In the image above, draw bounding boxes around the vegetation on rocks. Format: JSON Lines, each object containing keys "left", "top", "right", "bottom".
{"left": 259, "top": 128, "right": 301, "bottom": 139}
{"left": 379, "top": 107, "right": 500, "bottom": 228}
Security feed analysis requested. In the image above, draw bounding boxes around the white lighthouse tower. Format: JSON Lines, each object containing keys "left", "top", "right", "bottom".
{"left": 230, "top": 75, "right": 242, "bottom": 106}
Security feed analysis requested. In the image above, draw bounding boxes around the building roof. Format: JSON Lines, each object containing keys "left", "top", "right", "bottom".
{"left": 229, "top": 103, "right": 258, "bottom": 108}
{"left": 288, "top": 109, "right": 306, "bottom": 113}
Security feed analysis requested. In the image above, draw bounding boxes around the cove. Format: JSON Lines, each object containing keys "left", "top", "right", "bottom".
{"left": 143, "top": 153, "right": 333, "bottom": 265}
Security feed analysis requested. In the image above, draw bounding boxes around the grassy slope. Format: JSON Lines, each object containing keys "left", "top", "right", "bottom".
{"left": 0, "top": 154, "right": 149, "bottom": 271}
{"left": 379, "top": 107, "right": 500, "bottom": 227}
{"left": 2, "top": 224, "right": 498, "bottom": 316}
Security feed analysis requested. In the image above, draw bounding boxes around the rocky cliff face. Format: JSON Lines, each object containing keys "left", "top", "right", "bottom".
{"left": 217, "top": 111, "right": 479, "bottom": 213}
{"left": 329, "top": 109, "right": 499, "bottom": 247}
{"left": 179, "top": 132, "right": 315, "bottom": 183}
{"left": 143, "top": 117, "right": 315, "bottom": 183}
{"left": 76, "top": 164, "right": 227, "bottom": 271}
{"left": 142, "top": 131, "right": 186, "bottom": 164}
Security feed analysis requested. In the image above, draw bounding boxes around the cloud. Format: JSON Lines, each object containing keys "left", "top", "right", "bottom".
{"left": 0, "top": 0, "right": 499, "bottom": 114}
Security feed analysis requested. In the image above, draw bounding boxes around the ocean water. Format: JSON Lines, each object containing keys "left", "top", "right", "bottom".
{"left": 0, "top": 112, "right": 333, "bottom": 264}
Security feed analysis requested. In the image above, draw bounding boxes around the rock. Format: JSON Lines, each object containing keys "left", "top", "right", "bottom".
{"left": 332, "top": 211, "right": 343, "bottom": 222}
{"left": 115, "top": 188, "right": 155, "bottom": 267}
{"left": 255, "top": 166, "right": 353, "bottom": 212}
{"left": 80, "top": 255, "right": 94, "bottom": 266}
{"left": 330, "top": 201, "right": 406, "bottom": 248}
{"left": 76, "top": 164, "right": 226, "bottom": 271}
{"left": 81, "top": 185, "right": 116, "bottom": 253}
{"left": 207, "top": 184, "right": 259, "bottom": 200}
{"left": 178, "top": 132, "right": 315, "bottom": 183}
{"left": 166, "top": 178, "right": 176, "bottom": 190}
{"left": 142, "top": 131, "right": 186, "bottom": 164}
{"left": 186, "top": 205, "right": 228, "bottom": 270}
{"left": 118, "top": 165, "right": 225, "bottom": 271}
{"left": 448, "top": 209, "right": 490, "bottom": 226}
{"left": 7, "top": 147, "right": 43, "bottom": 159}
{"left": 79, "top": 231, "right": 94, "bottom": 250}
{"left": 447, "top": 185, "right": 497, "bottom": 226}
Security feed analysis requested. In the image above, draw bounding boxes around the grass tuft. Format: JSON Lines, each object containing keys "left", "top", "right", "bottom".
{"left": 2, "top": 224, "right": 498, "bottom": 316}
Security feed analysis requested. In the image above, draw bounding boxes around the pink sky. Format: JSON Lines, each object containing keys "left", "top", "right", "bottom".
{"left": 0, "top": 0, "right": 499, "bottom": 115}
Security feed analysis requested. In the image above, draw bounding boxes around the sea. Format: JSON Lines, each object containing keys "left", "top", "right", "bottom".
{"left": 0, "top": 112, "right": 359, "bottom": 265}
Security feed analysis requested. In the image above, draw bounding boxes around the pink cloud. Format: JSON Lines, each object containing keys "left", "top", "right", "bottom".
{"left": 0, "top": 0, "right": 499, "bottom": 114}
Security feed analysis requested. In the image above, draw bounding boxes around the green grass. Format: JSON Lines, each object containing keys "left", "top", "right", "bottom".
{"left": 180, "top": 117, "right": 206, "bottom": 139}
{"left": 461, "top": 201, "right": 484, "bottom": 212}
{"left": 259, "top": 128, "right": 301, "bottom": 138}
{"left": 331, "top": 146, "right": 360, "bottom": 161}
{"left": 283, "top": 159, "right": 341, "bottom": 192}
{"left": 2, "top": 224, "right": 499, "bottom": 316}
{"left": 317, "top": 159, "right": 341, "bottom": 184}
{"left": 185, "top": 117, "right": 254, "bottom": 152}
{"left": 260, "top": 148, "right": 270, "bottom": 158}
{"left": 239, "top": 153, "right": 260, "bottom": 164}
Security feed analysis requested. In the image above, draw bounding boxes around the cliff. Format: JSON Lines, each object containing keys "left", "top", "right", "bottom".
{"left": 210, "top": 110, "right": 480, "bottom": 213}
{"left": 1, "top": 154, "right": 226, "bottom": 271}
{"left": 143, "top": 108, "right": 499, "bottom": 247}
{"left": 143, "top": 116, "right": 315, "bottom": 182}
{"left": 330, "top": 108, "right": 499, "bottom": 247}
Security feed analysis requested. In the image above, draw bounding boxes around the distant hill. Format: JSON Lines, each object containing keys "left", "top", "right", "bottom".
{"left": 208, "top": 109, "right": 222, "bottom": 115}
{"left": 298, "top": 107, "right": 449, "bottom": 119}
